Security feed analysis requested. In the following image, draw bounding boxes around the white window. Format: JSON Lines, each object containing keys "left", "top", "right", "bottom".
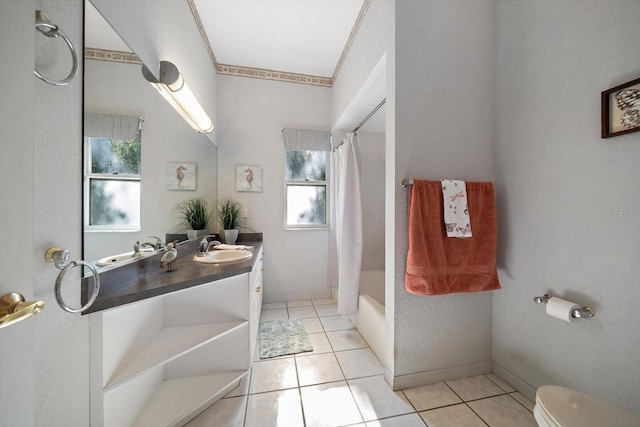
{"left": 84, "top": 114, "right": 141, "bottom": 231}
{"left": 282, "top": 128, "right": 331, "bottom": 229}
{"left": 285, "top": 150, "right": 328, "bottom": 228}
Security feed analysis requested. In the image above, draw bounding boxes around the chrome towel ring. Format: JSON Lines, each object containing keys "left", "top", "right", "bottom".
{"left": 46, "top": 248, "right": 100, "bottom": 313}
{"left": 34, "top": 10, "right": 78, "bottom": 86}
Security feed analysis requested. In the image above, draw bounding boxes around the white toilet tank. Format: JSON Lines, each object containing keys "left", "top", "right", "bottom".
{"left": 534, "top": 385, "right": 640, "bottom": 427}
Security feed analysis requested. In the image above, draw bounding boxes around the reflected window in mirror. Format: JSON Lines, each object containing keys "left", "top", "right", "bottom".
{"left": 84, "top": 113, "right": 142, "bottom": 231}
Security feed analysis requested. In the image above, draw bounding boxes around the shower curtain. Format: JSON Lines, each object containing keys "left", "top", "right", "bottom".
{"left": 328, "top": 132, "right": 363, "bottom": 315}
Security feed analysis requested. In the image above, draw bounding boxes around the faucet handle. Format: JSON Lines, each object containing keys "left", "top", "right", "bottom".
{"left": 150, "top": 236, "right": 164, "bottom": 249}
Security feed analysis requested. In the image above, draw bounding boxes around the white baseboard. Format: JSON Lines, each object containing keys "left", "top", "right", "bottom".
{"left": 491, "top": 361, "right": 537, "bottom": 402}
{"left": 389, "top": 361, "right": 493, "bottom": 391}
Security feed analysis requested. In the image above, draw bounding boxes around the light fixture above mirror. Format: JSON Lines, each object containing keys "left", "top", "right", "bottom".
{"left": 142, "top": 61, "right": 214, "bottom": 134}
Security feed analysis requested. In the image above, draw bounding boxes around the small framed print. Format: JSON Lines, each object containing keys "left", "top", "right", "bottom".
{"left": 236, "top": 165, "right": 262, "bottom": 192}
{"left": 602, "top": 77, "right": 640, "bottom": 138}
{"left": 166, "top": 162, "right": 196, "bottom": 190}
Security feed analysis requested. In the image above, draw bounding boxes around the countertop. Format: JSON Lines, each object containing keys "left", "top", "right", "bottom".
{"left": 83, "top": 240, "right": 263, "bottom": 315}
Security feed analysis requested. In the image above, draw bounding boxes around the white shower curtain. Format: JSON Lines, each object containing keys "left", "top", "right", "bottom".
{"left": 328, "top": 132, "right": 363, "bottom": 315}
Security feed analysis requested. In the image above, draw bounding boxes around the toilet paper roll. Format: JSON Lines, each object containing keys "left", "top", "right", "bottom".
{"left": 546, "top": 297, "right": 580, "bottom": 323}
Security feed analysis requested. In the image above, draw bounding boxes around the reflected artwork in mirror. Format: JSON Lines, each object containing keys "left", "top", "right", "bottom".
{"left": 83, "top": 0, "right": 218, "bottom": 265}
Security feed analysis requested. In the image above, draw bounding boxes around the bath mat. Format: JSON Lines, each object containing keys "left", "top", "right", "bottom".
{"left": 259, "top": 319, "right": 313, "bottom": 359}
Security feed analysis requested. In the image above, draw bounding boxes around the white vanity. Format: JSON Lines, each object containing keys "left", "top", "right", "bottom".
{"left": 88, "top": 243, "right": 263, "bottom": 427}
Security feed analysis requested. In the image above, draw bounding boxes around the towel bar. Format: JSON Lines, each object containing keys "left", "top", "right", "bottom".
{"left": 533, "top": 294, "right": 595, "bottom": 319}
{"left": 402, "top": 179, "right": 414, "bottom": 187}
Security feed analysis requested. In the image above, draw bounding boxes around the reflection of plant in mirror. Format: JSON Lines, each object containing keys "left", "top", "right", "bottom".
{"left": 173, "top": 197, "right": 211, "bottom": 231}
{"left": 216, "top": 198, "right": 249, "bottom": 230}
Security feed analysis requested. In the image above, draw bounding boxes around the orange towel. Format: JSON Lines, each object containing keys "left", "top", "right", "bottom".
{"left": 405, "top": 180, "right": 501, "bottom": 296}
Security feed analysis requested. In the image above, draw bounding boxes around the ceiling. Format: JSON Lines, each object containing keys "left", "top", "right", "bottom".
{"left": 85, "top": 0, "right": 385, "bottom": 132}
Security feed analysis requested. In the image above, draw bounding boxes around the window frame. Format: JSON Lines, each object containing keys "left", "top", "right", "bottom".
{"left": 83, "top": 136, "right": 142, "bottom": 232}
{"left": 284, "top": 149, "right": 329, "bottom": 230}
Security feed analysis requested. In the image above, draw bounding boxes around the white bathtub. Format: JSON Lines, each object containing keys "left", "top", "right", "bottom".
{"left": 350, "top": 270, "right": 385, "bottom": 364}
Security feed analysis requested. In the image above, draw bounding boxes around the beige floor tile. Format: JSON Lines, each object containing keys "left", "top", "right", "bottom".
{"left": 301, "top": 381, "right": 363, "bottom": 427}
{"left": 349, "top": 375, "right": 415, "bottom": 421}
{"left": 299, "top": 332, "right": 333, "bottom": 354}
{"left": 288, "top": 305, "right": 318, "bottom": 319}
{"left": 312, "top": 298, "right": 336, "bottom": 306}
{"left": 419, "top": 403, "right": 486, "bottom": 427}
{"left": 402, "top": 382, "right": 462, "bottom": 411}
{"left": 320, "top": 315, "right": 355, "bottom": 331}
{"left": 446, "top": 375, "right": 504, "bottom": 401}
{"left": 296, "top": 352, "right": 345, "bottom": 386}
{"left": 244, "top": 389, "right": 304, "bottom": 427}
{"left": 485, "top": 373, "right": 516, "bottom": 393}
{"left": 260, "top": 309, "right": 289, "bottom": 322}
{"left": 262, "top": 302, "right": 286, "bottom": 310}
{"left": 314, "top": 303, "right": 339, "bottom": 317}
{"left": 335, "top": 348, "right": 384, "bottom": 379}
{"left": 510, "top": 392, "right": 535, "bottom": 412}
{"left": 249, "top": 358, "right": 298, "bottom": 394}
{"left": 468, "top": 395, "right": 537, "bottom": 427}
{"left": 287, "top": 300, "right": 313, "bottom": 307}
{"left": 326, "top": 329, "right": 368, "bottom": 351}
{"left": 365, "top": 413, "right": 426, "bottom": 427}
{"left": 185, "top": 395, "right": 247, "bottom": 427}
{"left": 223, "top": 374, "right": 250, "bottom": 398}
{"left": 301, "top": 317, "right": 324, "bottom": 333}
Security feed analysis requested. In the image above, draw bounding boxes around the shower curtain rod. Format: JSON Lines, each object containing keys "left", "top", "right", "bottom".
{"left": 352, "top": 98, "right": 386, "bottom": 133}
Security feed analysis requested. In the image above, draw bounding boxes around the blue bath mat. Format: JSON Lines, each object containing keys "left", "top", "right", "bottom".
{"left": 259, "top": 319, "right": 313, "bottom": 359}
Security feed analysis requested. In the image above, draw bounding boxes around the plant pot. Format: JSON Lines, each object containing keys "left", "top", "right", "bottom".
{"left": 223, "top": 229, "right": 239, "bottom": 244}
{"left": 187, "top": 229, "right": 207, "bottom": 240}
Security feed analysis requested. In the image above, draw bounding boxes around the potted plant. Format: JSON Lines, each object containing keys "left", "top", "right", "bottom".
{"left": 173, "top": 196, "right": 212, "bottom": 239}
{"left": 216, "top": 197, "right": 248, "bottom": 244}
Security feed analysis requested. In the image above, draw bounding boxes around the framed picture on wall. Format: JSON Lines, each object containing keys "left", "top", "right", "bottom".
{"left": 601, "top": 76, "right": 640, "bottom": 138}
{"left": 166, "top": 162, "right": 196, "bottom": 190}
{"left": 236, "top": 165, "right": 262, "bottom": 192}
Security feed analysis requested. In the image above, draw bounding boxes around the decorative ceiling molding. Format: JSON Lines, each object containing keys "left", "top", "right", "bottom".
{"left": 85, "top": 48, "right": 141, "bottom": 65}
{"left": 87, "top": 1, "right": 370, "bottom": 88}
{"left": 187, "top": 0, "right": 218, "bottom": 69}
{"left": 331, "top": 0, "right": 372, "bottom": 82}
{"left": 216, "top": 63, "right": 332, "bottom": 87}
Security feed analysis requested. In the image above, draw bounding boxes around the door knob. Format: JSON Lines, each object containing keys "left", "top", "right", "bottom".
{"left": 0, "top": 292, "right": 45, "bottom": 329}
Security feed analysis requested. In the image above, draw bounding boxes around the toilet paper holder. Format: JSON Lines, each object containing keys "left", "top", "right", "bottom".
{"left": 534, "top": 294, "right": 595, "bottom": 319}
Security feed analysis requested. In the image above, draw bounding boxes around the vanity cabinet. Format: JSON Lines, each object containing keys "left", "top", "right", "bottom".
{"left": 90, "top": 247, "right": 263, "bottom": 427}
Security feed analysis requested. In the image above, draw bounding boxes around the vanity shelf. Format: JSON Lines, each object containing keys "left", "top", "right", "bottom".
{"left": 104, "top": 321, "right": 247, "bottom": 391}
{"left": 90, "top": 246, "right": 263, "bottom": 427}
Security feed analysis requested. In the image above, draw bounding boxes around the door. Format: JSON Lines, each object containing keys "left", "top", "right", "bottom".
{"left": 0, "top": 1, "right": 37, "bottom": 425}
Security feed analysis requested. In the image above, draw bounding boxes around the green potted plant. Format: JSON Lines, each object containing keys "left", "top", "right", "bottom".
{"left": 173, "top": 196, "right": 212, "bottom": 239}
{"left": 216, "top": 197, "right": 249, "bottom": 244}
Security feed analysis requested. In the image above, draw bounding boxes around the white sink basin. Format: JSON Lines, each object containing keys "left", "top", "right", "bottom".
{"left": 96, "top": 252, "right": 136, "bottom": 267}
{"left": 193, "top": 249, "right": 253, "bottom": 264}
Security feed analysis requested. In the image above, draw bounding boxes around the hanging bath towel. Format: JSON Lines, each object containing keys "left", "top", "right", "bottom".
{"left": 405, "top": 180, "right": 501, "bottom": 296}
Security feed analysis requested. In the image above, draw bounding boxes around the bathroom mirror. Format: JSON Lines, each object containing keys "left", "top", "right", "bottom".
{"left": 83, "top": 1, "right": 218, "bottom": 264}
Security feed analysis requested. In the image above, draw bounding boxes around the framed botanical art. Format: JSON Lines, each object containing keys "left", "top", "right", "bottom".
{"left": 166, "top": 162, "right": 196, "bottom": 190}
{"left": 236, "top": 165, "right": 262, "bottom": 192}
{"left": 602, "top": 76, "right": 640, "bottom": 138}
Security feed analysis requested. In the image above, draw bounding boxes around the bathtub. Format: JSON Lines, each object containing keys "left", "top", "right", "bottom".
{"left": 349, "top": 270, "right": 385, "bottom": 364}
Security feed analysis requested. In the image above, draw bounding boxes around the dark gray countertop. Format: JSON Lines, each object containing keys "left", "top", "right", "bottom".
{"left": 83, "top": 238, "right": 263, "bottom": 315}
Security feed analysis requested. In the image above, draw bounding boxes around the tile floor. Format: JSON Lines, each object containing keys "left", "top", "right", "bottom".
{"left": 186, "top": 299, "right": 538, "bottom": 427}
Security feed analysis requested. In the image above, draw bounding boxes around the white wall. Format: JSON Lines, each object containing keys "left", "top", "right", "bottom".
{"left": 392, "top": 0, "right": 496, "bottom": 387}
{"left": 216, "top": 75, "right": 333, "bottom": 303}
{"left": 83, "top": 59, "right": 218, "bottom": 262}
{"left": 493, "top": 0, "right": 640, "bottom": 412}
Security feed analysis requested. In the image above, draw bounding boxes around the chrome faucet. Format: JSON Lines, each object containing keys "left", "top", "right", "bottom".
{"left": 198, "top": 236, "right": 221, "bottom": 255}
{"left": 205, "top": 240, "right": 222, "bottom": 254}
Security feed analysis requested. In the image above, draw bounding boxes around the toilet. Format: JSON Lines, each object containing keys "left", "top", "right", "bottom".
{"left": 534, "top": 385, "right": 640, "bottom": 427}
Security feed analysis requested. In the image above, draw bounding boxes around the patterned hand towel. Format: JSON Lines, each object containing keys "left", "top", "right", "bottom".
{"left": 441, "top": 180, "right": 471, "bottom": 238}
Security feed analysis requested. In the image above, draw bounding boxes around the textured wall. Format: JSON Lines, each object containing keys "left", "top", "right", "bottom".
{"left": 493, "top": 0, "right": 640, "bottom": 412}
{"left": 393, "top": 0, "right": 496, "bottom": 381}
{"left": 216, "top": 75, "right": 332, "bottom": 302}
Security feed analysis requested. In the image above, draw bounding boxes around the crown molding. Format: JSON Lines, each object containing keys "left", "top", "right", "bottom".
{"left": 84, "top": 48, "right": 141, "bottom": 65}
{"left": 331, "top": 0, "right": 372, "bottom": 82}
{"left": 216, "top": 63, "right": 332, "bottom": 87}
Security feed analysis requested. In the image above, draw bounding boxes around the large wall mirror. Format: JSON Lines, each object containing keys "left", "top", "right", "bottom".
{"left": 84, "top": 0, "right": 218, "bottom": 264}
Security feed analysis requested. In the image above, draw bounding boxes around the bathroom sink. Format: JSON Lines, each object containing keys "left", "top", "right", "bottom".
{"left": 193, "top": 249, "right": 253, "bottom": 264}
{"left": 96, "top": 252, "right": 136, "bottom": 267}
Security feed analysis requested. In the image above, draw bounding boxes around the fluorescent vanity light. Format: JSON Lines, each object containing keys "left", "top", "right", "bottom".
{"left": 141, "top": 61, "right": 214, "bottom": 134}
